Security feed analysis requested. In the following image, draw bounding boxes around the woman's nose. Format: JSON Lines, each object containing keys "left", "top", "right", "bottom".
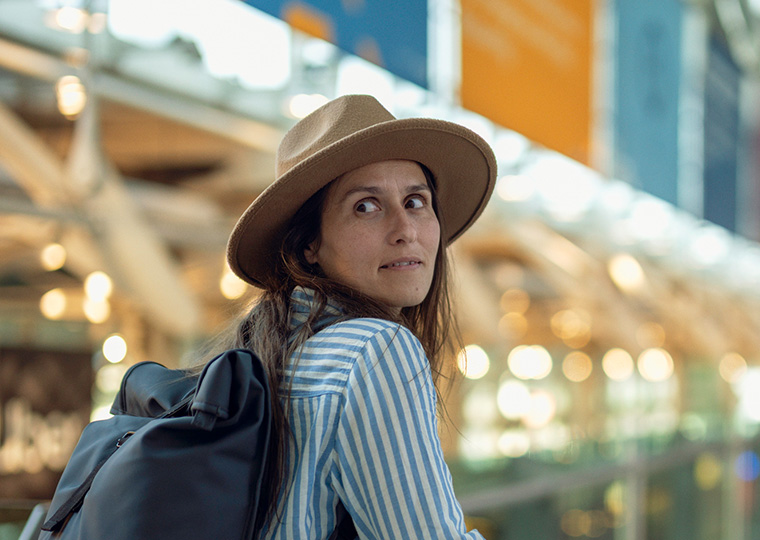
{"left": 388, "top": 208, "right": 417, "bottom": 244}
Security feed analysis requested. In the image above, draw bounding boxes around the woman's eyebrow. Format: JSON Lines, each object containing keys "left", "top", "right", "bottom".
{"left": 343, "top": 186, "right": 380, "bottom": 199}
{"left": 341, "top": 184, "right": 431, "bottom": 201}
{"left": 406, "top": 184, "right": 432, "bottom": 194}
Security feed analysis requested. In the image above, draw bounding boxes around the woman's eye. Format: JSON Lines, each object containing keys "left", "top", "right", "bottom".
{"left": 406, "top": 196, "right": 426, "bottom": 209}
{"left": 356, "top": 200, "right": 380, "bottom": 213}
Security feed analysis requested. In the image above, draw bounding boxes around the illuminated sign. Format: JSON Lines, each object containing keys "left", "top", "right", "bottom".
{"left": 460, "top": 0, "right": 594, "bottom": 165}
{"left": 613, "top": 0, "right": 683, "bottom": 206}
{"left": 703, "top": 35, "right": 739, "bottom": 232}
{"left": 0, "top": 348, "right": 92, "bottom": 499}
{"left": 242, "top": 0, "right": 429, "bottom": 88}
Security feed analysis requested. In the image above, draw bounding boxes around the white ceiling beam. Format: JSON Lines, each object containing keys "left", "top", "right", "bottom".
{"left": 91, "top": 72, "right": 282, "bottom": 154}
{"left": 0, "top": 99, "right": 73, "bottom": 207}
{"left": 0, "top": 37, "right": 283, "bottom": 153}
{"left": 65, "top": 97, "right": 202, "bottom": 337}
{"left": 0, "top": 97, "right": 201, "bottom": 337}
{"left": 0, "top": 36, "right": 71, "bottom": 81}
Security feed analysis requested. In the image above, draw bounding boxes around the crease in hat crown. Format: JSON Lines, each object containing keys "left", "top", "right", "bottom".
{"left": 227, "top": 93, "right": 497, "bottom": 289}
{"left": 276, "top": 95, "right": 396, "bottom": 179}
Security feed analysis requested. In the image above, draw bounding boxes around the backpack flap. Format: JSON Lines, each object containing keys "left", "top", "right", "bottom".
{"left": 111, "top": 361, "right": 196, "bottom": 418}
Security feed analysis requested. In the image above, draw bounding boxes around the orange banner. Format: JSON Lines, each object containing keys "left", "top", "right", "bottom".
{"left": 461, "top": 0, "right": 594, "bottom": 165}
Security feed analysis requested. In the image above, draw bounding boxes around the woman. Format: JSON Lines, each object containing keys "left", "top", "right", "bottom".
{"left": 224, "top": 94, "right": 496, "bottom": 539}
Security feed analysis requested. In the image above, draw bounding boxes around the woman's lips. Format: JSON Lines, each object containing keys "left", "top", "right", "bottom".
{"left": 380, "top": 259, "right": 422, "bottom": 269}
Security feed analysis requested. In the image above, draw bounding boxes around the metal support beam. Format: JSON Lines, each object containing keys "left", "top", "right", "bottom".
{"left": 0, "top": 97, "right": 201, "bottom": 337}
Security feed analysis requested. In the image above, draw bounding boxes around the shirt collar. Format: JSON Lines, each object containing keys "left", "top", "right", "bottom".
{"left": 289, "top": 286, "right": 343, "bottom": 335}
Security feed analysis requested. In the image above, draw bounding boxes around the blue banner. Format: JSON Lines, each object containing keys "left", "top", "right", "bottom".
{"left": 243, "top": 0, "right": 428, "bottom": 88}
{"left": 703, "top": 35, "right": 739, "bottom": 232}
{"left": 613, "top": 0, "right": 683, "bottom": 206}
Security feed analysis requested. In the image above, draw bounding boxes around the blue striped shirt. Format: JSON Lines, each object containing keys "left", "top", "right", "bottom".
{"left": 259, "top": 288, "right": 484, "bottom": 539}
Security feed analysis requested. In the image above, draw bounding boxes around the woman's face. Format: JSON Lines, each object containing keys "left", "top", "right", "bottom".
{"left": 305, "top": 160, "right": 441, "bottom": 311}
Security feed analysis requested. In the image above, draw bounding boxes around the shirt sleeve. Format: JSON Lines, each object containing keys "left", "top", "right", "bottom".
{"left": 332, "top": 323, "right": 485, "bottom": 540}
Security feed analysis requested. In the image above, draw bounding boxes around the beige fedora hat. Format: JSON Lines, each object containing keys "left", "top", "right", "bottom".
{"left": 227, "top": 94, "right": 497, "bottom": 288}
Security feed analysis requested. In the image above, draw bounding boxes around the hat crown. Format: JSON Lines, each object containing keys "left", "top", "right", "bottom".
{"left": 276, "top": 95, "right": 395, "bottom": 178}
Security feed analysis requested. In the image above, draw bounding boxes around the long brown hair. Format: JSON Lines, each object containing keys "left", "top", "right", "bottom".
{"left": 210, "top": 163, "right": 458, "bottom": 531}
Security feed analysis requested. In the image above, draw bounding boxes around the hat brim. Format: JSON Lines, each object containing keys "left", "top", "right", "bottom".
{"left": 227, "top": 117, "right": 497, "bottom": 288}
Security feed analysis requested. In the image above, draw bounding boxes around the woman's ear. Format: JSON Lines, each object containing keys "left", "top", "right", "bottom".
{"left": 304, "top": 243, "right": 318, "bottom": 265}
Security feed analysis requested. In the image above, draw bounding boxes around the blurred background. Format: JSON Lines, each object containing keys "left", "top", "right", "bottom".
{"left": 1, "top": 0, "right": 760, "bottom": 538}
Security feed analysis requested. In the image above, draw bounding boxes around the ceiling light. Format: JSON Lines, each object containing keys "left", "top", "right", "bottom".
{"left": 102, "top": 334, "right": 127, "bottom": 363}
{"left": 608, "top": 253, "right": 645, "bottom": 293}
{"left": 40, "top": 243, "right": 67, "bottom": 271}
{"left": 84, "top": 271, "right": 113, "bottom": 302}
{"left": 55, "top": 75, "right": 87, "bottom": 119}
{"left": 456, "top": 344, "right": 490, "bottom": 380}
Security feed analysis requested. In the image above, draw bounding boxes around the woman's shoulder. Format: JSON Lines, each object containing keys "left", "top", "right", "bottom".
{"left": 318, "top": 318, "right": 427, "bottom": 372}
{"left": 284, "top": 318, "right": 404, "bottom": 396}
{"left": 290, "top": 317, "right": 429, "bottom": 398}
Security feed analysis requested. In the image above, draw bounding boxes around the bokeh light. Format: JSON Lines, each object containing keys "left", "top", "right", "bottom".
{"left": 551, "top": 309, "right": 588, "bottom": 339}
{"left": 604, "top": 482, "right": 625, "bottom": 519}
{"left": 220, "top": 269, "right": 247, "bottom": 300}
{"left": 457, "top": 344, "right": 490, "bottom": 380}
{"left": 500, "top": 288, "right": 530, "bottom": 314}
{"left": 690, "top": 225, "right": 731, "bottom": 267}
{"left": 83, "top": 298, "right": 110, "bottom": 324}
{"left": 602, "top": 348, "right": 634, "bottom": 381}
{"left": 637, "top": 348, "right": 674, "bottom": 382}
{"left": 508, "top": 345, "right": 553, "bottom": 380}
{"left": 40, "top": 243, "right": 67, "bottom": 271}
{"left": 55, "top": 75, "right": 87, "bottom": 118}
{"left": 497, "top": 379, "right": 531, "bottom": 419}
{"left": 608, "top": 253, "right": 645, "bottom": 293}
{"left": 680, "top": 413, "right": 708, "bottom": 441}
{"left": 719, "top": 352, "right": 747, "bottom": 384}
{"left": 735, "top": 451, "right": 760, "bottom": 482}
{"left": 628, "top": 196, "right": 674, "bottom": 246}
{"left": 563, "top": 351, "right": 593, "bottom": 382}
{"left": 84, "top": 271, "right": 113, "bottom": 302}
{"left": 550, "top": 309, "right": 591, "bottom": 348}
{"left": 735, "top": 368, "right": 760, "bottom": 422}
{"left": 102, "top": 334, "right": 127, "bottom": 364}
{"left": 40, "top": 288, "right": 67, "bottom": 320}
{"left": 49, "top": 6, "right": 89, "bottom": 33}
{"left": 561, "top": 509, "right": 591, "bottom": 537}
{"left": 523, "top": 390, "right": 557, "bottom": 429}
{"left": 694, "top": 453, "right": 722, "bottom": 490}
